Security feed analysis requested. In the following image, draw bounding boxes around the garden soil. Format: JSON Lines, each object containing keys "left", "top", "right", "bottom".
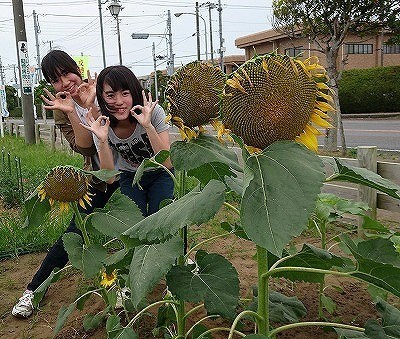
{"left": 1, "top": 209, "right": 399, "bottom": 339}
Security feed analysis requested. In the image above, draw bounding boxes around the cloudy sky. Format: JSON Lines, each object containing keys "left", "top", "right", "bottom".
{"left": 1, "top": 1, "right": 273, "bottom": 83}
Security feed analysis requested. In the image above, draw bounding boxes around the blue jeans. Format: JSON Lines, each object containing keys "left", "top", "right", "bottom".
{"left": 119, "top": 169, "right": 174, "bottom": 217}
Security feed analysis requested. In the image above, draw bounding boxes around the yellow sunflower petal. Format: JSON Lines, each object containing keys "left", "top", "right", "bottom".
{"left": 78, "top": 198, "right": 87, "bottom": 210}
{"left": 305, "top": 123, "right": 323, "bottom": 136}
{"left": 313, "top": 109, "right": 330, "bottom": 119}
{"left": 226, "top": 78, "right": 247, "bottom": 94}
{"left": 310, "top": 113, "right": 333, "bottom": 128}
{"left": 296, "top": 132, "right": 318, "bottom": 152}
{"left": 317, "top": 91, "right": 334, "bottom": 103}
{"left": 316, "top": 100, "right": 335, "bottom": 112}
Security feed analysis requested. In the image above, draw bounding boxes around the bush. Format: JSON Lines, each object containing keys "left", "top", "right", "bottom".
{"left": 338, "top": 66, "right": 400, "bottom": 114}
{"left": 9, "top": 106, "right": 22, "bottom": 117}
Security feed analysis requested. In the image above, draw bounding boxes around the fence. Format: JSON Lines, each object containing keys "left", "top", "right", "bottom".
{"left": 4, "top": 122, "right": 400, "bottom": 216}
{"left": 0, "top": 148, "right": 24, "bottom": 205}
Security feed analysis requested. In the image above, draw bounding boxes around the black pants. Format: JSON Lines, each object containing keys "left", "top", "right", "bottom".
{"left": 27, "top": 181, "right": 119, "bottom": 292}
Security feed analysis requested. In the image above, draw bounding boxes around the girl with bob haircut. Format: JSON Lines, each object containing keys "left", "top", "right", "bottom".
{"left": 83, "top": 65, "right": 174, "bottom": 217}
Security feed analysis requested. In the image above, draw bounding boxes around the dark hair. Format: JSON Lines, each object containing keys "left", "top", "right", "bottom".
{"left": 96, "top": 65, "right": 143, "bottom": 127}
{"left": 41, "top": 50, "right": 81, "bottom": 83}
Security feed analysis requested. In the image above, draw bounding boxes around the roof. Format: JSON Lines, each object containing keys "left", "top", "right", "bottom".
{"left": 235, "top": 28, "right": 302, "bottom": 48}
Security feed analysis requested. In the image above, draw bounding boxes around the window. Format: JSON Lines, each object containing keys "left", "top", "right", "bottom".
{"left": 383, "top": 44, "right": 400, "bottom": 54}
{"left": 345, "top": 44, "right": 373, "bottom": 54}
{"left": 284, "top": 46, "right": 304, "bottom": 57}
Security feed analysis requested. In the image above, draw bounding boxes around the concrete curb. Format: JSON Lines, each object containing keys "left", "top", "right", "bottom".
{"left": 342, "top": 112, "right": 400, "bottom": 119}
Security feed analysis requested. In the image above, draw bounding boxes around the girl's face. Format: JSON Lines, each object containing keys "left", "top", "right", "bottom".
{"left": 102, "top": 82, "right": 133, "bottom": 121}
{"left": 50, "top": 70, "right": 82, "bottom": 97}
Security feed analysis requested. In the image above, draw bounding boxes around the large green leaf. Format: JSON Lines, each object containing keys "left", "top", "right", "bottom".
{"left": 187, "top": 161, "right": 238, "bottom": 186}
{"left": 23, "top": 188, "right": 51, "bottom": 228}
{"left": 328, "top": 158, "right": 400, "bottom": 199}
{"left": 334, "top": 328, "right": 368, "bottom": 338}
{"left": 123, "top": 180, "right": 225, "bottom": 243}
{"left": 32, "top": 269, "right": 62, "bottom": 307}
{"left": 82, "top": 243, "right": 107, "bottom": 279}
{"left": 170, "top": 134, "right": 242, "bottom": 172}
{"left": 133, "top": 150, "right": 170, "bottom": 187}
{"left": 129, "top": 236, "right": 183, "bottom": 308}
{"left": 54, "top": 303, "right": 76, "bottom": 335}
{"left": 83, "top": 168, "right": 120, "bottom": 182}
{"left": 365, "top": 298, "right": 400, "bottom": 338}
{"left": 89, "top": 190, "right": 144, "bottom": 238}
{"left": 166, "top": 250, "right": 239, "bottom": 319}
{"left": 248, "top": 290, "right": 307, "bottom": 324}
{"left": 341, "top": 235, "right": 400, "bottom": 297}
{"left": 271, "top": 244, "right": 345, "bottom": 283}
{"left": 241, "top": 141, "right": 325, "bottom": 256}
{"left": 62, "top": 232, "right": 83, "bottom": 270}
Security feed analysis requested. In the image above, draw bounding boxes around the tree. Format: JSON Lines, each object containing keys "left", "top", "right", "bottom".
{"left": 5, "top": 85, "right": 18, "bottom": 112}
{"left": 273, "top": 0, "right": 400, "bottom": 153}
{"left": 33, "top": 80, "right": 54, "bottom": 118}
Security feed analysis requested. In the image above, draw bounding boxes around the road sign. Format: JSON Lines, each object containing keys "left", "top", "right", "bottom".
{"left": 18, "top": 41, "right": 32, "bottom": 94}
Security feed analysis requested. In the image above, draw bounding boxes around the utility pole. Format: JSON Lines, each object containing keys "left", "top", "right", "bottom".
{"left": 217, "top": 0, "right": 224, "bottom": 70}
{"left": 195, "top": 2, "right": 201, "bottom": 60}
{"left": 208, "top": 3, "right": 216, "bottom": 64}
{"left": 44, "top": 40, "right": 53, "bottom": 51}
{"left": 167, "top": 10, "right": 174, "bottom": 76}
{"left": 98, "top": 0, "right": 107, "bottom": 68}
{"left": 33, "top": 10, "right": 42, "bottom": 82}
{"left": 152, "top": 42, "right": 158, "bottom": 101}
{"left": 0, "top": 57, "right": 5, "bottom": 84}
{"left": 12, "top": 0, "right": 35, "bottom": 144}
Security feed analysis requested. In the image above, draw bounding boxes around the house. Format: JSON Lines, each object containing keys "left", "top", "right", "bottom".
{"left": 235, "top": 28, "right": 400, "bottom": 69}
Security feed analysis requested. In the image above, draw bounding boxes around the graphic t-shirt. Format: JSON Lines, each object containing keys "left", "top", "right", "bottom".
{"left": 106, "top": 105, "right": 169, "bottom": 172}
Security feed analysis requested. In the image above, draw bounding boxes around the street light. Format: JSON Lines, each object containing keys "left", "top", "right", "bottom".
{"left": 107, "top": 0, "right": 123, "bottom": 65}
{"left": 174, "top": 11, "right": 208, "bottom": 61}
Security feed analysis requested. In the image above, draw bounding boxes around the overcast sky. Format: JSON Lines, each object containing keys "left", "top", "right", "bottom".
{"left": 1, "top": 1, "right": 273, "bottom": 83}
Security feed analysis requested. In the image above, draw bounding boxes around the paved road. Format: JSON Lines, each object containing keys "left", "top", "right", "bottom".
{"left": 317, "top": 118, "right": 400, "bottom": 151}
{"left": 6, "top": 117, "right": 400, "bottom": 151}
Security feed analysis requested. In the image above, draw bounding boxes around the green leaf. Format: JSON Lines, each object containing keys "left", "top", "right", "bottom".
{"left": 54, "top": 303, "right": 76, "bottom": 335}
{"left": 166, "top": 251, "right": 239, "bottom": 319}
{"left": 272, "top": 244, "right": 345, "bottom": 283}
{"left": 365, "top": 298, "right": 400, "bottom": 338}
{"left": 83, "top": 312, "right": 105, "bottom": 331}
{"left": 329, "top": 158, "right": 400, "bottom": 199}
{"left": 334, "top": 328, "right": 368, "bottom": 338}
{"left": 341, "top": 235, "right": 400, "bottom": 297}
{"left": 170, "top": 134, "right": 242, "bottom": 172}
{"left": 32, "top": 269, "right": 62, "bottom": 307}
{"left": 243, "top": 335, "right": 269, "bottom": 339}
{"left": 114, "top": 328, "right": 138, "bottom": 339}
{"left": 133, "top": 150, "right": 170, "bottom": 187}
{"left": 248, "top": 291, "right": 307, "bottom": 324}
{"left": 82, "top": 243, "right": 107, "bottom": 279}
{"left": 220, "top": 221, "right": 249, "bottom": 240}
{"left": 321, "top": 293, "right": 336, "bottom": 314}
{"left": 23, "top": 188, "right": 51, "bottom": 228}
{"left": 89, "top": 190, "right": 144, "bottom": 238}
{"left": 362, "top": 216, "right": 391, "bottom": 234}
{"left": 356, "top": 237, "right": 400, "bottom": 267}
{"left": 190, "top": 324, "right": 211, "bottom": 339}
{"left": 241, "top": 141, "right": 325, "bottom": 256}
{"left": 129, "top": 237, "right": 183, "bottom": 308}
{"left": 62, "top": 233, "right": 83, "bottom": 270}
{"left": 123, "top": 180, "right": 225, "bottom": 243}
{"left": 367, "top": 284, "right": 389, "bottom": 302}
{"left": 83, "top": 168, "right": 120, "bottom": 182}
{"left": 187, "top": 161, "right": 238, "bottom": 186}
{"left": 106, "top": 315, "right": 122, "bottom": 337}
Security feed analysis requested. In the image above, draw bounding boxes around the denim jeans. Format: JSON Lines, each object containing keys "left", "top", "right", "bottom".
{"left": 27, "top": 181, "right": 119, "bottom": 292}
{"left": 119, "top": 169, "right": 174, "bottom": 217}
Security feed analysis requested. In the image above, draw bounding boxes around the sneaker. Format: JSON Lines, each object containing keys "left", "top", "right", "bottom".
{"left": 115, "top": 287, "right": 131, "bottom": 309}
{"left": 12, "top": 290, "right": 34, "bottom": 318}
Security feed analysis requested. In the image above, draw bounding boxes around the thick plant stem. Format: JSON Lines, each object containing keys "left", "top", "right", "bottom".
{"left": 257, "top": 246, "right": 269, "bottom": 336}
{"left": 318, "top": 282, "right": 324, "bottom": 319}
{"left": 176, "top": 301, "right": 186, "bottom": 338}
{"left": 228, "top": 310, "right": 263, "bottom": 339}
{"left": 269, "top": 321, "right": 365, "bottom": 337}
{"left": 71, "top": 202, "right": 90, "bottom": 246}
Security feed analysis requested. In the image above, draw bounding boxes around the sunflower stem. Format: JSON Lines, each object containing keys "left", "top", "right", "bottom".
{"left": 71, "top": 201, "right": 90, "bottom": 246}
{"left": 257, "top": 246, "right": 268, "bottom": 336}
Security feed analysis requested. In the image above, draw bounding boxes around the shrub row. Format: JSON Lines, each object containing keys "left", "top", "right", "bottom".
{"left": 339, "top": 66, "right": 400, "bottom": 114}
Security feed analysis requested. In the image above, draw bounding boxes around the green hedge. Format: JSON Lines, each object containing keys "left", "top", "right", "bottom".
{"left": 339, "top": 66, "right": 400, "bottom": 114}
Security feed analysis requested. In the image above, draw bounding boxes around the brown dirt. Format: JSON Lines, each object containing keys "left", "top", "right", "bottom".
{"left": 1, "top": 209, "right": 399, "bottom": 338}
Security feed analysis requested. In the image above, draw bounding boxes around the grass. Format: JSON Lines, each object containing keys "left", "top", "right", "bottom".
{"left": 0, "top": 135, "right": 83, "bottom": 257}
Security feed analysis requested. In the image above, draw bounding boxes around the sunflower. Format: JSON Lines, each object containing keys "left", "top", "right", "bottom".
{"left": 100, "top": 269, "right": 117, "bottom": 288}
{"left": 221, "top": 53, "right": 334, "bottom": 152}
{"left": 37, "top": 166, "right": 91, "bottom": 212}
{"left": 165, "top": 61, "right": 226, "bottom": 140}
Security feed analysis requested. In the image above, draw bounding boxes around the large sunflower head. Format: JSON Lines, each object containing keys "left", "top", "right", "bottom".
{"left": 165, "top": 61, "right": 226, "bottom": 140}
{"left": 37, "top": 166, "right": 91, "bottom": 212}
{"left": 221, "top": 53, "right": 334, "bottom": 152}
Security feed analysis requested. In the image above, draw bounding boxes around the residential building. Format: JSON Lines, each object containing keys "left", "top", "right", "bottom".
{"left": 235, "top": 28, "right": 400, "bottom": 69}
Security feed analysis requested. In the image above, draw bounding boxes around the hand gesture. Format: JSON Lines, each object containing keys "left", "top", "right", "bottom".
{"left": 41, "top": 88, "right": 75, "bottom": 114}
{"left": 130, "top": 90, "right": 158, "bottom": 129}
{"left": 77, "top": 70, "right": 97, "bottom": 109}
{"left": 80, "top": 108, "right": 110, "bottom": 143}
